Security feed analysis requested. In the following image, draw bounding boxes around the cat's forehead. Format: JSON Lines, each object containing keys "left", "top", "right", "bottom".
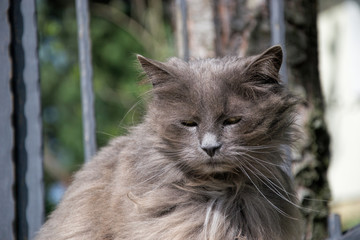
{"left": 167, "top": 57, "right": 252, "bottom": 114}
{"left": 167, "top": 56, "right": 248, "bottom": 78}
{"left": 153, "top": 54, "right": 281, "bottom": 111}
{"left": 187, "top": 57, "right": 248, "bottom": 79}
{"left": 183, "top": 57, "right": 248, "bottom": 98}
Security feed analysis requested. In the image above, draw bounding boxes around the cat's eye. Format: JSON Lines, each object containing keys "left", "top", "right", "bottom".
{"left": 181, "top": 120, "right": 198, "bottom": 127}
{"left": 223, "top": 117, "right": 242, "bottom": 126}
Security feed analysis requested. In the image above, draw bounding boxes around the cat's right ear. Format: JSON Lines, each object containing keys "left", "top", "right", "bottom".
{"left": 137, "top": 55, "right": 174, "bottom": 87}
{"left": 245, "top": 45, "right": 283, "bottom": 84}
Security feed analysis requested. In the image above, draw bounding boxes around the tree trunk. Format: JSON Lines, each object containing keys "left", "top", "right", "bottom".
{"left": 285, "top": 1, "right": 331, "bottom": 239}
{"left": 175, "top": 0, "right": 331, "bottom": 239}
{"left": 175, "top": 0, "right": 271, "bottom": 59}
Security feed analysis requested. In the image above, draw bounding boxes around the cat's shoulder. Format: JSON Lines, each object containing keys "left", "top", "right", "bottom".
{"left": 71, "top": 136, "right": 129, "bottom": 180}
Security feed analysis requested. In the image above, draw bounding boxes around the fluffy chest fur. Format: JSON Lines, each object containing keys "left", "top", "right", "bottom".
{"left": 102, "top": 126, "right": 301, "bottom": 240}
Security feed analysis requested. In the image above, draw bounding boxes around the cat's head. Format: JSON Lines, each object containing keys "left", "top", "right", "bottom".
{"left": 138, "top": 46, "right": 299, "bottom": 176}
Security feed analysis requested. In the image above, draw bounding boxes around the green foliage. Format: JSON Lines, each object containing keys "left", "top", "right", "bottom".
{"left": 37, "top": 0, "right": 174, "bottom": 213}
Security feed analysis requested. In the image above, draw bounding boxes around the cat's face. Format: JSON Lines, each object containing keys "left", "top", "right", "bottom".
{"left": 138, "top": 46, "right": 298, "bottom": 176}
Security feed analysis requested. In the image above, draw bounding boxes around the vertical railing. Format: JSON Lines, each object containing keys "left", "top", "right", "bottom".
{"left": 269, "top": 0, "right": 293, "bottom": 176}
{"left": 269, "top": 0, "right": 287, "bottom": 85}
{"left": 76, "top": 0, "right": 97, "bottom": 162}
{"left": 0, "top": 0, "right": 15, "bottom": 239}
{"left": 1, "top": 0, "right": 44, "bottom": 239}
{"left": 0, "top": 0, "right": 97, "bottom": 238}
{"left": 327, "top": 213, "right": 360, "bottom": 239}
{"left": 177, "top": 0, "right": 189, "bottom": 61}
{"left": 328, "top": 214, "right": 342, "bottom": 240}
{"left": 0, "top": 0, "right": 96, "bottom": 238}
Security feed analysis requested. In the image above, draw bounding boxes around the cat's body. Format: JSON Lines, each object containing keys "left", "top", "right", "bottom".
{"left": 37, "top": 46, "right": 302, "bottom": 240}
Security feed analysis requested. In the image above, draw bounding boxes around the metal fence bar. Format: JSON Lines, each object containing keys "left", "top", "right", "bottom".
{"left": 328, "top": 213, "right": 342, "bottom": 239}
{"left": 269, "top": 0, "right": 287, "bottom": 85}
{"left": 178, "top": 0, "right": 189, "bottom": 61}
{"left": 0, "top": 0, "right": 15, "bottom": 239}
{"left": 76, "top": 0, "right": 97, "bottom": 162}
{"left": 10, "top": 0, "right": 44, "bottom": 239}
{"left": 327, "top": 213, "right": 360, "bottom": 240}
{"left": 269, "top": 0, "right": 294, "bottom": 177}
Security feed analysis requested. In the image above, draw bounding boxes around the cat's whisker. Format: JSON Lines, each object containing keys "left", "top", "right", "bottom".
{"left": 229, "top": 150, "right": 284, "bottom": 168}
{"left": 222, "top": 150, "right": 306, "bottom": 206}
{"left": 248, "top": 163, "right": 317, "bottom": 213}
{"left": 117, "top": 98, "right": 145, "bottom": 130}
{"left": 227, "top": 155, "right": 301, "bottom": 218}
{"left": 235, "top": 164, "right": 299, "bottom": 220}
{"left": 232, "top": 151, "right": 319, "bottom": 214}
{"left": 243, "top": 162, "right": 303, "bottom": 209}
{"left": 231, "top": 151, "right": 323, "bottom": 214}
{"left": 241, "top": 158, "right": 289, "bottom": 192}
{"left": 237, "top": 152, "right": 299, "bottom": 200}
{"left": 236, "top": 152, "right": 291, "bottom": 193}
{"left": 96, "top": 131, "right": 117, "bottom": 138}
{"left": 251, "top": 162, "right": 293, "bottom": 199}
{"left": 236, "top": 145, "right": 279, "bottom": 153}
{"left": 233, "top": 150, "right": 302, "bottom": 203}
{"left": 159, "top": 135, "right": 190, "bottom": 145}
{"left": 230, "top": 145, "right": 281, "bottom": 157}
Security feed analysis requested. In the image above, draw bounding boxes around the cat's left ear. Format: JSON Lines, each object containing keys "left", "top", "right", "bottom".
{"left": 137, "top": 55, "right": 174, "bottom": 87}
{"left": 247, "top": 45, "right": 283, "bottom": 83}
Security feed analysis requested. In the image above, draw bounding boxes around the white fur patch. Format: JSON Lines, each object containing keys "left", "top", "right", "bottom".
{"left": 201, "top": 133, "right": 219, "bottom": 148}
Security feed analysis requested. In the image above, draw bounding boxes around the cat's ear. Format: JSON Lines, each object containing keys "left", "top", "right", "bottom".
{"left": 257, "top": 45, "right": 283, "bottom": 72}
{"left": 246, "top": 45, "right": 283, "bottom": 83}
{"left": 137, "top": 55, "right": 174, "bottom": 87}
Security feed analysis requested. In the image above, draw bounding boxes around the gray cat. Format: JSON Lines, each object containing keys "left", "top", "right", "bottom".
{"left": 36, "top": 46, "right": 302, "bottom": 240}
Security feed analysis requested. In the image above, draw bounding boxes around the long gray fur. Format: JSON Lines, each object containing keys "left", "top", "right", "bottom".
{"left": 36, "top": 46, "right": 302, "bottom": 240}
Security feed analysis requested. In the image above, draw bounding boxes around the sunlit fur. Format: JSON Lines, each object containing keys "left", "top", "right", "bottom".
{"left": 36, "top": 46, "right": 303, "bottom": 240}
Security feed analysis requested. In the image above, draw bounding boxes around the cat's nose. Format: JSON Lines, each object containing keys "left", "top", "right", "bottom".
{"left": 200, "top": 132, "right": 222, "bottom": 157}
{"left": 201, "top": 144, "right": 222, "bottom": 157}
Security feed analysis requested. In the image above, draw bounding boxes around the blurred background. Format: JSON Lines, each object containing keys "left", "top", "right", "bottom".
{"left": 318, "top": 0, "right": 360, "bottom": 231}
{"left": 37, "top": 0, "right": 174, "bottom": 214}
{"left": 36, "top": 0, "right": 360, "bottom": 236}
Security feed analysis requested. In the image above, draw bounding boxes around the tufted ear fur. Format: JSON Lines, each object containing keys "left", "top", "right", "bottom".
{"left": 137, "top": 55, "right": 175, "bottom": 87}
{"left": 246, "top": 45, "right": 283, "bottom": 84}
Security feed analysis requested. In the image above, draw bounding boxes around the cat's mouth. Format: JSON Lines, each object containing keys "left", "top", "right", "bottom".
{"left": 203, "top": 158, "right": 232, "bottom": 171}
{"left": 206, "top": 159, "right": 226, "bottom": 166}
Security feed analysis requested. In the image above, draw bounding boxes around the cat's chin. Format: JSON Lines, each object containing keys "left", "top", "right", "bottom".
{"left": 189, "top": 162, "right": 243, "bottom": 183}
{"left": 200, "top": 158, "right": 235, "bottom": 174}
